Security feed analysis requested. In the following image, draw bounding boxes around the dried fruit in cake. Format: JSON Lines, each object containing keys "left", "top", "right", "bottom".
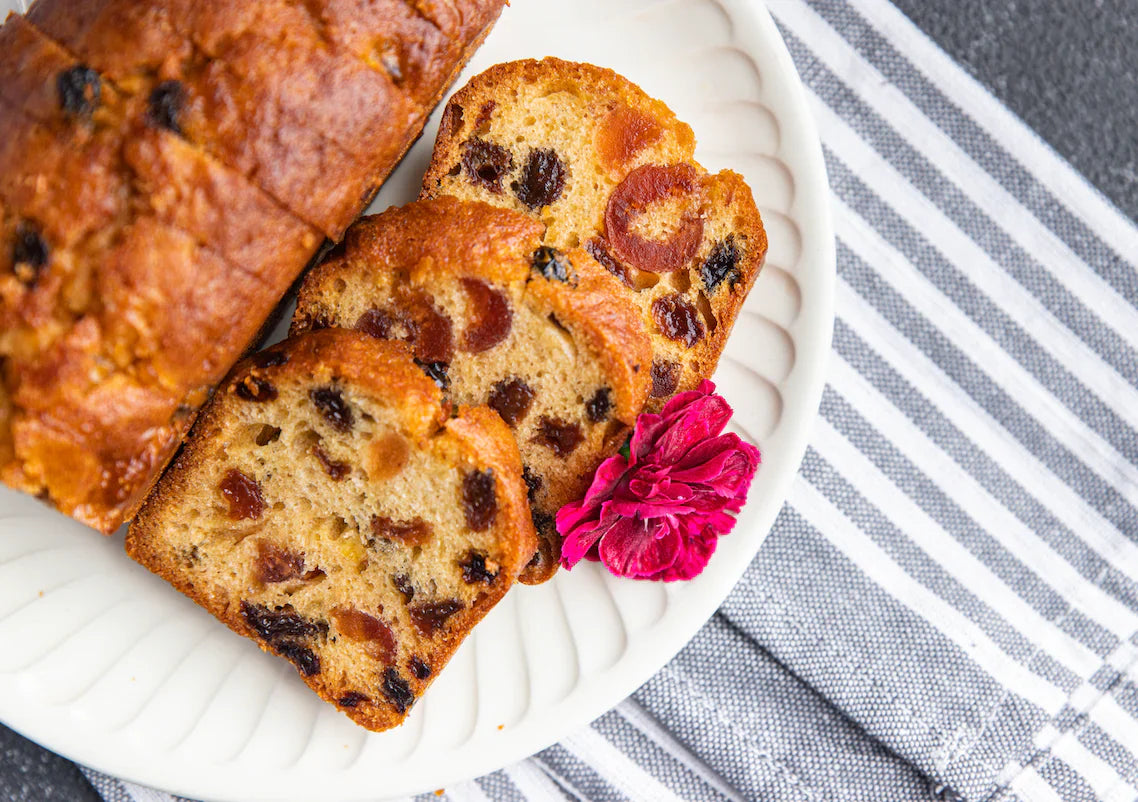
{"left": 293, "top": 198, "right": 653, "bottom": 583}
{"left": 421, "top": 58, "right": 767, "bottom": 409}
{"left": 126, "top": 330, "right": 536, "bottom": 732}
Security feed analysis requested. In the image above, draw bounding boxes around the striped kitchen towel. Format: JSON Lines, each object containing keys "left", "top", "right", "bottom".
{"left": 80, "top": 0, "right": 1138, "bottom": 800}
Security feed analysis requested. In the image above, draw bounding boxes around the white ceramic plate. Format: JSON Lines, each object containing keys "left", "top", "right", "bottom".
{"left": 0, "top": 0, "right": 834, "bottom": 798}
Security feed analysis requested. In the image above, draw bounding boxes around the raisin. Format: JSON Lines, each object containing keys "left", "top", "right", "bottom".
{"left": 310, "top": 386, "right": 353, "bottom": 431}
{"left": 414, "top": 359, "right": 449, "bottom": 390}
{"left": 651, "top": 359, "right": 682, "bottom": 397}
{"left": 460, "top": 278, "right": 512, "bottom": 353}
{"left": 512, "top": 148, "right": 566, "bottom": 209}
{"left": 146, "top": 80, "right": 186, "bottom": 135}
{"left": 393, "top": 573, "right": 415, "bottom": 602}
{"left": 382, "top": 667, "right": 415, "bottom": 713}
{"left": 255, "top": 425, "right": 282, "bottom": 446}
{"left": 252, "top": 350, "right": 289, "bottom": 369}
{"left": 487, "top": 377, "right": 535, "bottom": 427}
{"left": 332, "top": 607, "right": 396, "bottom": 662}
{"left": 235, "top": 374, "right": 277, "bottom": 402}
{"left": 338, "top": 692, "right": 369, "bottom": 708}
{"left": 652, "top": 294, "right": 705, "bottom": 347}
{"left": 11, "top": 223, "right": 49, "bottom": 286}
{"left": 241, "top": 601, "right": 326, "bottom": 642}
{"left": 371, "top": 515, "right": 433, "bottom": 546}
{"left": 532, "top": 509, "right": 555, "bottom": 538}
{"left": 531, "top": 246, "right": 572, "bottom": 283}
{"left": 585, "top": 237, "right": 632, "bottom": 287}
{"left": 408, "top": 599, "right": 464, "bottom": 636}
{"left": 312, "top": 444, "right": 350, "bottom": 480}
{"left": 461, "top": 550, "right": 499, "bottom": 585}
{"left": 605, "top": 164, "right": 704, "bottom": 273}
{"left": 219, "top": 469, "right": 264, "bottom": 520}
{"left": 275, "top": 642, "right": 321, "bottom": 676}
{"left": 254, "top": 540, "right": 305, "bottom": 584}
{"left": 701, "top": 236, "right": 742, "bottom": 293}
{"left": 473, "top": 101, "right": 496, "bottom": 131}
{"left": 586, "top": 388, "right": 613, "bottom": 423}
{"left": 409, "top": 657, "right": 431, "bottom": 680}
{"left": 461, "top": 138, "right": 513, "bottom": 193}
{"left": 57, "top": 65, "right": 100, "bottom": 119}
{"left": 462, "top": 469, "right": 497, "bottom": 531}
{"left": 522, "top": 466, "right": 543, "bottom": 501}
{"left": 533, "top": 416, "right": 584, "bottom": 457}
{"left": 356, "top": 307, "right": 395, "bottom": 340}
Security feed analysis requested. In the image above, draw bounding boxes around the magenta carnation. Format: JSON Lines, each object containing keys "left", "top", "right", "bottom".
{"left": 556, "top": 380, "right": 760, "bottom": 581}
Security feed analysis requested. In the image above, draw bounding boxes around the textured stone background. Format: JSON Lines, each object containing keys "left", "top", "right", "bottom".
{"left": 2, "top": 2, "right": 1135, "bottom": 799}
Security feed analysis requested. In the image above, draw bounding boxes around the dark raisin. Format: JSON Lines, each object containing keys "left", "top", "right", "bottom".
{"left": 414, "top": 359, "right": 450, "bottom": 390}
{"left": 312, "top": 444, "right": 350, "bottom": 480}
{"left": 532, "top": 509, "right": 555, "bottom": 538}
{"left": 57, "top": 65, "right": 101, "bottom": 119}
{"left": 531, "top": 246, "right": 572, "bottom": 283}
{"left": 585, "top": 237, "right": 632, "bottom": 287}
{"left": 254, "top": 540, "right": 305, "bottom": 584}
{"left": 235, "top": 374, "right": 277, "bottom": 402}
{"left": 356, "top": 307, "right": 395, "bottom": 340}
{"left": 462, "top": 138, "right": 513, "bottom": 193}
{"left": 512, "top": 148, "right": 566, "bottom": 209}
{"left": 522, "top": 466, "right": 543, "bottom": 501}
{"left": 462, "top": 469, "right": 497, "bottom": 531}
{"left": 338, "top": 692, "right": 369, "bottom": 708}
{"left": 487, "top": 377, "right": 535, "bottom": 427}
{"left": 393, "top": 573, "right": 415, "bottom": 602}
{"left": 252, "top": 350, "right": 289, "bottom": 369}
{"left": 241, "top": 601, "right": 326, "bottom": 642}
{"left": 408, "top": 599, "right": 464, "bottom": 636}
{"left": 381, "top": 667, "right": 415, "bottom": 713}
{"left": 332, "top": 607, "right": 396, "bottom": 662}
{"left": 652, "top": 295, "right": 705, "bottom": 347}
{"left": 255, "top": 425, "right": 282, "bottom": 446}
{"left": 310, "top": 386, "right": 353, "bottom": 431}
{"left": 651, "top": 359, "right": 682, "bottom": 397}
{"left": 146, "top": 80, "right": 187, "bottom": 135}
{"left": 461, "top": 550, "right": 499, "bottom": 585}
{"left": 371, "top": 515, "right": 432, "bottom": 546}
{"left": 275, "top": 641, "right": 321, "bottom": 676}
{"left": 533, "top": 416, "right": 584, "bottom": 457}
{"left": 586, "top": 388, "right": 613, "bottom": 423}
{"left": 460, "top": 278, "right": 512, "bottom": 353}
{"left": 11, "top": 222, "right": 49, "bottom": 286}
{"left": 701, "top": 236, "right": 742, "bottom": 293}
{"left": 409, "top": 657, "right": 431, "bottom": 680}
{"left": 219, "top": 469, "right": 264, "bottom": 520}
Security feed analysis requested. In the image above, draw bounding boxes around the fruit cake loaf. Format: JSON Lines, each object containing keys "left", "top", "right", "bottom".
{"left": 421, "top": 58, "right": 768, "bottom": 408}
{"left": 292, "top": 198, "right": 653, "bottom": 583}
{"left": 127, "top": 329, "right": 536, "bottom": 731}
{"left": 26, "top": 0, "right": 507, "bottom": 238}
{"left": 0, "top": 15, "right": 320, "bottom": 532}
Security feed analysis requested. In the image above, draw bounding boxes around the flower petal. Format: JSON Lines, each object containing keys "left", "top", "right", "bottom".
{"left": 597, "top": 516, "right": 680, "bottom": 579}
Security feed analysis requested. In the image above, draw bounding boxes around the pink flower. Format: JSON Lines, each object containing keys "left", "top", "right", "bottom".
{"left": 556, "top": 380, "right": 760, "bottom": 581}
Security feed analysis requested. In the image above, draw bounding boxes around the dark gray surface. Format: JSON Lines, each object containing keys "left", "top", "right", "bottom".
{"left": 2, "top": 2, "right": 1136, "bottom": 800}
{"left": 891, "top": 0, "right": 1138, "bottom": 222}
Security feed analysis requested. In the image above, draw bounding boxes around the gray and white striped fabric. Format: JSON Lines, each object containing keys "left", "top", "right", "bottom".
{"left": 81, "top": 1, "right": 1138, "bottom": 800}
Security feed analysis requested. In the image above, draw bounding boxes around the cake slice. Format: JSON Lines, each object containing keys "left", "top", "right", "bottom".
{"left": 421, "top": 58, "right": 767, "bottom": 407}
{"left": 292, "top": 198, "right": 652, "bottom": 583}
{"left": 127, "top": 329, "right": 536, "bottom": 731}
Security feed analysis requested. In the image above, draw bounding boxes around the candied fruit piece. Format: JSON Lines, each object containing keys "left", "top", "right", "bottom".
{"left": 605, "top": 164, "right": 704, "bottom": 273}
{"left": 241, "top": 601, "right": 325, "bottom": 642}
{"left": 586, "top": 388, "right": 613, "bottom": 423}
{"left": 460, "top": 278, "right": 512, "bottom": 353}
{"left": 597, "top": 105, "right": 664, "bottom": 169}
{"left": 651, "top": 359, "right": 682, "bottom": 398}
{"left": 393, "top": 573, "right": 415, "bottom": 602}
{"left": 57, "top": 65, "right": 100, "bottom": 119}
{"left": 533, "top": 416, "right": 584, "bottom": 457}
{"left": 473, "top": 101, "right": 496, "bottom": 131}
{"left": 338, "top": 692, "right": 369, "bottom": 708}
{"left": 275, "top": 641, "right": 321, "bottom": 676}
{"left": 356, "top": 307, "right": 396, "bottom": 340}
{"left": 368, "top": 429, "right": 410, "bottom": 481}
{"left": 701, "top": 236, "right": 742, "bottom": 293}
{"left": 333, "top": 607, "right": 396, "bottom": 662}
{"left": 462, "top": 469, "right": 497, "bottom": 531}
{"left": 652, "top": 294, "right": 705, "bottom": 347}
{"left": 531, "top": 246, "right": 572, "bottom": 283}
{"left": 146, "top": 80, "right": 186, "bottom": 135}
{"left": 396, "top": 288, "right": 454, "bottom": 363}
{"left": 254, "top": 540, "right": 305, "bottom": 584}
{"left": 371, "top": 515, "right": 433, "bottom": 546}
{"left": 255, "top": 425, "right": 282, "bottom": 446}
{"left": 462, "top": 138, "right": 513, "bottom": 193}
{"left": 512, "top": 148, "right": 566, "bottom": 209}
{"left": 235, "top": 374, "right": 277, "bottom": 402}
{"left": 11, "top": 222, "right": 48, "bottom": 286}
{"left": 382, "top": 667, "right": 415, "bottom": 713}
{"left": 408, "top": 599, "right": 464, "bottom": 636}
{"left": 461, "top": 550, "right": 499, "bottom": 585}
{"left": 487, "top": 377, "right": 535, "bottom": 427}
{"left": 410, "top": 657, "right": 431, "bottom": 680}
{"left": 219, "top": 469, "right": 264, "bottom": 520}
{"left": 312, "top": 444, "right": 350, "bottom": 481}
{"left": 310, "top": 386, "right": 354, "bottom": 431}
{"left": 414, "top": 359, "right": 450, "bottom": 390}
